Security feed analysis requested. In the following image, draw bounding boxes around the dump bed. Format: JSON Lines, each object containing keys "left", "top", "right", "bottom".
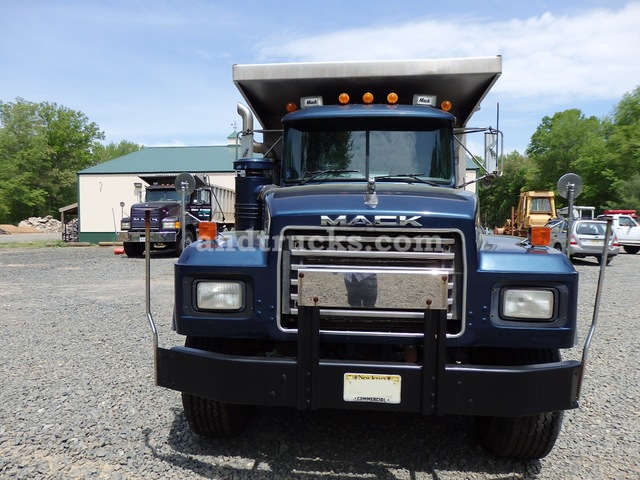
{"left": 233, "top": 57, "right": 502, "bottom": 130}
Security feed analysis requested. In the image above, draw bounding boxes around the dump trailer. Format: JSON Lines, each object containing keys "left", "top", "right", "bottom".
{"left": 145, "top": 57, "right": 602, "bottom": 460}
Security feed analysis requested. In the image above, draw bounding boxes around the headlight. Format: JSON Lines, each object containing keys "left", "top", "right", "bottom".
{"left": 197, "top": 281, "right": 244, "bottom": 310}
{"left": 502, "top": 288, "right": 554, "bottom": 320}
{"left": 162, "top": 220, "right": 180, "bottom": 230}
{"left": 121, "top": 220, "right": 131, "bottom": 230}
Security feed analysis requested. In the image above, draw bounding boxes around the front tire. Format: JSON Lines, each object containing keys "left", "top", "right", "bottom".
{"left": 175, "top": 230, "right": 195, "bottom": 256}
{"left": 473, "top": 348, "right": 564, "bottom": 460}
{"left": 475, "top": 411, "right": 564, "bottom": 460}
{"left": 182, "top": 393, "right": 254, "bottom": 438}
{"left": 123, "top": 241, "right": 145, "bottom": 257}
{"left": 181, "top": 336, "right": 254, "bottom": 438}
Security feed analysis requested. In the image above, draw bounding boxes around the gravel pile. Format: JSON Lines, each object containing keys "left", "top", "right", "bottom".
{"left": 0, "top": 246, "right": 638, "bottom": 479}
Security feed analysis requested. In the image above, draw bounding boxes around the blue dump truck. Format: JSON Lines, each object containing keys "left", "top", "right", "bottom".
{"left": 119, "top": 174, "right": 214, "bottom": 257}
{"left": 145, "top": 57, "right": 600, "bottom": 460}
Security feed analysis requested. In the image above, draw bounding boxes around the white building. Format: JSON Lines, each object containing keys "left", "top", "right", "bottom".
{"left": 76, "top": 134, "right": 482, "bottom": 243}
{"left": 77, "top": 142, "right": 238, "bottom": 243}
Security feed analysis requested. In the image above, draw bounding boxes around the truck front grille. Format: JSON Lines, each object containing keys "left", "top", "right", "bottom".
{"left": 131, "top": 207, "right": 160, "bottom": 230}
{"left": 278, "top": 227, "right": 465, "bottom": 337}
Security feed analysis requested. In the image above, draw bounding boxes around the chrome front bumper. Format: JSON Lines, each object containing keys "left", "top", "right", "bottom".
{"left": 118, "top": 231, "right": 178, "bottom": 243}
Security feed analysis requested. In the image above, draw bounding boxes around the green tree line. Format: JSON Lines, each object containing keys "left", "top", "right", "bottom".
{"left": 0, "top": 98, "right": 142, "bottom": 224}
{"left": 3, "top": 89, "right": 639, "bottom": 227}
{"left": 479, "top": 86, "right": 640, "bottom": 228}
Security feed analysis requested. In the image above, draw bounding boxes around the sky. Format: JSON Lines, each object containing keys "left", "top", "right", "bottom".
{"left": 1, "top": 0, "right": 639, "bottom": 155}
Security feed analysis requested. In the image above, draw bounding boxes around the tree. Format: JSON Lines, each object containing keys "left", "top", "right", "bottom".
{"left": 93, "top": 140, "right": 143, "bottom": 165}
{"left": 478, "top": 151, "right": 536, "bottom": 228}
{"left": 570, "top": 127, "right": 615, "bottom": 210}
{"left": 613, "top": 86, "right": 640, "bottom": 127}
{"left": 0, "top": 98, "right": 105, "bottom": 223}
{"left": 484, "top": 88, "right": 640, "bottom": 221}
{"left": 607, "top": 86, "right": 640, "bottom": 210}
{"left": 526, "top": 109, "right": 603, "bottom": 192}
{"left": 609, "top": 174, "right": 640, "bottom": 211}
{"left": 0, "top": 99, "right": 50, "bottom": 222}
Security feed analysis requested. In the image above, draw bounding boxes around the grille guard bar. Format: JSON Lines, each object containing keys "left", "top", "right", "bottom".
{"left": 142, "top": 212, "right": 610, "bottom": 413}
{"left": 153, "top": 306, "right": 581, "bottom": 416}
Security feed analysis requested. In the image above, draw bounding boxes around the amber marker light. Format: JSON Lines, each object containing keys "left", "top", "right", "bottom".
{"left": 529, "top": 227, "right": 551, "bottom": 247}
{"left": 363, "top": 92, "right": 374, "bottom": 104}
{"left": 199, "top": 221, "right": 217, "bottom": 241}
{"left": 286, "top": 102, "right": 298, "bottom": 112}
{"left": 387, "top": 92, "right": 398, "bottom": 104}
{"left": 441, "top": 100, "right": 452, "bottom": 111}
{"left": 338, "top": 93, "right": 350, "bottom": 104}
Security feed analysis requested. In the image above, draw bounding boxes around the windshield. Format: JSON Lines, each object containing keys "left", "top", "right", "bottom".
{"left": 575, "top": 222, "right": 608, "bottom": 236}
{"left": 282, "top": 120, "right": 453, "bottom": 184}
{"left": 530, "top": 198, "right": 553, "bottom": 212}
{"left": 145, "top": 189, "right": 183, "bottom": 202}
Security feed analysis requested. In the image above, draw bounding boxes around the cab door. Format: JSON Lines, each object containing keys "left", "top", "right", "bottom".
{"left": 615, "top": 215, "right": 639, "bottom": 243}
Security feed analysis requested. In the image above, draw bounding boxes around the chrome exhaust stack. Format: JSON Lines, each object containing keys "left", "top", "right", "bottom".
{"left": 236, "top": 102, "right": 269, "bottom": 157}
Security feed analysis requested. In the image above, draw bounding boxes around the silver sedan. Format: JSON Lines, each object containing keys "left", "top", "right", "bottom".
{"left": 548, "top": 219, "right": 619, "bottom": 265}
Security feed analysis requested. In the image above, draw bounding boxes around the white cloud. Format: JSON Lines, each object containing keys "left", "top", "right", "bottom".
{"left": 256, "top": 2, "right": 640, "bottom": 106}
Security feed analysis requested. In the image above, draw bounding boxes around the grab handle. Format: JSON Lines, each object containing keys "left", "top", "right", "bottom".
{"left": 577, "top": 216, "right": 612, "bottom": 397}
{"left": 144, "top": 210, "right": 159, "bottom": 380}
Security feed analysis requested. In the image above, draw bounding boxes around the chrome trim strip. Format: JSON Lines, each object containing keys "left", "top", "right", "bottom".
{"left": 290, "top": 307, "right": 453, "bottom": 320}
{"left": 290, "top": 250, "right": 455, "bottom": 260}
{"left": 290, "top": 264, "right": 455, "bottom": 273}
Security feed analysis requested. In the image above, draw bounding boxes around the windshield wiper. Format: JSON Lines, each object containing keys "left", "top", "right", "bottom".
{"left": 298, "top": 169, "right": 360, "bottom": 185}
{"left": 374, "top": 173, "right": 440, "bottom": 186}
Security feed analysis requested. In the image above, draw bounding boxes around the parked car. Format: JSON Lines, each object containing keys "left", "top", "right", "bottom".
{"left": 547, "top": 219, "right": 619, "bottom": 265}
{"left": 596, "top": 213, "right": 640, "bottom": 255}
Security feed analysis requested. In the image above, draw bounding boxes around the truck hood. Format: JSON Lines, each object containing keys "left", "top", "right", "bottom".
{"left": 264, "top": 183, "right": 477, "bottom": 231}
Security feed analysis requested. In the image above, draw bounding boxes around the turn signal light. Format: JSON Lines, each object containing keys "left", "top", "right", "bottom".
{"left": 529, "top": 227, "right": 551, "bottom": 247}
{"left": 199, "top": 221, "right": 218, "bottom": 241}
{"left": 441, "top": 100, "right": 452, "bottom": 111}
{"left": 338, "top": 93, "right": 350, "bottom": 104}
{"left": 286, "top": 102, "right": 297, "bottom": 112}
{"left": 363, "top": 92, "right": 374, "bottom": 104}
{"left": 387, "top": 92, "right": 398, "bottom": 104}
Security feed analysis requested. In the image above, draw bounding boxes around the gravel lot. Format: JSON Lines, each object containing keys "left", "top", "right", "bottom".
{"left": 0, "top": 245, "right": 638, "bottom": 479}
{"left": 0, "top": 233, "right": 61, "bottom": 243}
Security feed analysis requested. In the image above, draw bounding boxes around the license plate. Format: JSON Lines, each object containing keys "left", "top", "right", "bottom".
{"left": 343, "top": 373, "right": 401, "bottom": 404}
{"left": 138, "top": 237, "right": 146, "bottom": 242}
{"left": 583, "top": 239, "right": 603, "bottom": 246}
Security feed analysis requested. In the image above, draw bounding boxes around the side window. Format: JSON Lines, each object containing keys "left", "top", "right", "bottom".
{"left": 194, "top": 190, "right": 211, "bottom": 205}
{"left": 619, "top": 216, "right": 632, "bottom": 227}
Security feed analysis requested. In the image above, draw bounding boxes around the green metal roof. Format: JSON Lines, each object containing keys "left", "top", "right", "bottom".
{"left": 81, "top": 144, "right": 479, "bottom": 176}
{"left": 79, "top": 145, "right": 239, "bottom": 175}
{"left": 465, "top": 156, "right": 481, "bottom": 170}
